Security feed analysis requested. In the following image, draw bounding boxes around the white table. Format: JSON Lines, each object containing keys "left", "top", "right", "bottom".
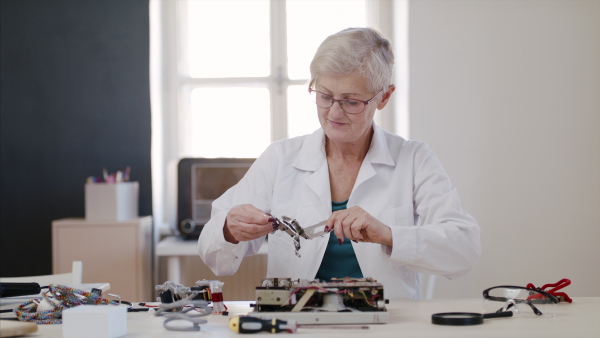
{"left": 155, "top": 236, "right": 199, "bottom": 284}
{"left": 13, "top": 297, "right": 600, "bottom": 337}
{"left": 156, "top": 236, "right": 268, "bottom": 284}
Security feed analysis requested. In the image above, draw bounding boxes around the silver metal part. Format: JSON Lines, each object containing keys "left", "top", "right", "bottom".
{"left": 155, "top": 281, "right": 193, "bottom": 301}
{"left": 255, "top": 289, "right": 291, "bottom": 305}
{"left": 301, "top": 220, "right": 329, "bottom": 239}
{"left": 270, "top": 216, "right": 328, "bottom": 257}
{"left": 278, "top": 279, "right": 292, "bottom": 288}
{"left": 261, "top": 279, "right": 274, "bottom": 288}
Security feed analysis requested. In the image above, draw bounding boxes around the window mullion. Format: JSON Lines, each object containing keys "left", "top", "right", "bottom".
{"left": 179, "top": 77, "right": 271, "bottom": 87}
{"left": 176, "top": 0, "right": 191, "bottom": 158}
{"left": 270, "top": 0, "right": 288, "bottom": 142}
{"left": 367, "top": 0, "right": 393, "bottom": 132}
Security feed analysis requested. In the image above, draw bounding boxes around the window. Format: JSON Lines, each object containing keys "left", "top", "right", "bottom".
{"left": 150, "top": 0, "right": 407, "bottom": 230}
{"left": 179, "top": 0, "right": 369, "bottom": 158}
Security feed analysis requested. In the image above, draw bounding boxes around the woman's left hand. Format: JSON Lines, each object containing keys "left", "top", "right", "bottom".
{"left": 326, "top": 206, "right": 393, "bottom": 247}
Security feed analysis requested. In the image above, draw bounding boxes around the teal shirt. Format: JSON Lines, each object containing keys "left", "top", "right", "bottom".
{"left": 314, "top": 200, "right": 364, "bottom": 281}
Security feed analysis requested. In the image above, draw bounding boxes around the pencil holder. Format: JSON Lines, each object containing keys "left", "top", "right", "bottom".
{"left": 85, "top": 182, "right": 139, "bottom": 221}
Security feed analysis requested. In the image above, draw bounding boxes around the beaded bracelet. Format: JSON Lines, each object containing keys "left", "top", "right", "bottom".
{"left": 14, "top": 284, "right": 118, "bottom": 324}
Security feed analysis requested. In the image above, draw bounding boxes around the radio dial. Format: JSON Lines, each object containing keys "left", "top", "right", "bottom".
{"left": 180, "top": 219, "right": 196, "bottom": 234}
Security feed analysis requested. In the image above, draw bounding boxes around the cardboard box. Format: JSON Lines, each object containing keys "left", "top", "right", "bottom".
{"left": 85, "top": 182, "right": 139, "bottom": 221}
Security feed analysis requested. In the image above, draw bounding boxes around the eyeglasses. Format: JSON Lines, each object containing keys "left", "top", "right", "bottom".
{"left": 483, "top": 285, "right": 559, "bottom": 317}
{"left": 308, "top": 88, "right": 382, "bottom": 114}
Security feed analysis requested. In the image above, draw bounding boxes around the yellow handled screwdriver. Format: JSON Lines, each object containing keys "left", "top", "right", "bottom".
{"left": 229, "top": 316, "right": 298, "bottom": 334}
{"left": 229, "top": 316, "right": 370, "bottom": 334}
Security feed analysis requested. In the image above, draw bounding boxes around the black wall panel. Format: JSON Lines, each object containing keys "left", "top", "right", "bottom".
{"left": 0, "top": 0, "right": 152, "bottom": 276}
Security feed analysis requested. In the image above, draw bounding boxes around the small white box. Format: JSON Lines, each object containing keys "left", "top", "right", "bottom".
{"left": 85, "top": 182, "right": 139, "bottom": 221}
{"left": 62, "top": 305, "right": 127, "bottom": 338}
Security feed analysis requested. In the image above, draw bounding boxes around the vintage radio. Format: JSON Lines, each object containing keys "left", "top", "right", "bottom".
{"left": 177, "top": 158, "right": 255, "bottom": 239}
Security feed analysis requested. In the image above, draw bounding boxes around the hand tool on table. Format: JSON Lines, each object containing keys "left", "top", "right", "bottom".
{"left": 229, "top": 316, "right": 369, "bottom": 334}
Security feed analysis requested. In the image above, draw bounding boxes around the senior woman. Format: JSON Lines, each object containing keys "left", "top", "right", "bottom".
{"left": 198, "top": 27, "right": 481, "bottom": 299}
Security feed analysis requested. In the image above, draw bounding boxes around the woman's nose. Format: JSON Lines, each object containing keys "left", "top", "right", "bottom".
{"left": 329, "top": 100, "right": 346, "bottom": 116}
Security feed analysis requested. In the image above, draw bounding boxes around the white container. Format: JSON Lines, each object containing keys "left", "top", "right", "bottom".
{"left": 85, "top": 182, "right": 139, "bottom": 221}
{"left": 62, "top": 305, "right": 127, "bottom": 338}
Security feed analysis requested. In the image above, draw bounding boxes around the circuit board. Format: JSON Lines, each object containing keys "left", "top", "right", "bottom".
{"left": 250, "top": 277, "right": 389, "bottom": 324}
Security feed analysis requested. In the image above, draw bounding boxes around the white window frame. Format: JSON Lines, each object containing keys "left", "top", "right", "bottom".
{"left": 150, "top": 0, "right": 408, "bottom": 232}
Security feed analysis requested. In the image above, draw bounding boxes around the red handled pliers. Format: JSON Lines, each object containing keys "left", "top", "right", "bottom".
{"left": 527, "top": 278, "right": 572, "bottom": 303}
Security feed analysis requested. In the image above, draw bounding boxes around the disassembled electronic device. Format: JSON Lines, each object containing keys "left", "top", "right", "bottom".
{"left": 250, "top": 277, "right": 389, "bottom": 325}
{"left": 155, "top": 280, "right": 226, "bottom": 314}
{"left": 270, "top": 216, "right": 328, "bottom": 257}
{"left": 154, "top": 280, "right": 228, "bottom": 331}
{"left": 155, "top": 281, "right": 209, "bottom": 304}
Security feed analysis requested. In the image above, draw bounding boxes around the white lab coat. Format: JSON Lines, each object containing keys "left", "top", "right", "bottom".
{"left": 198, "top": 124, "right": 481, "bottom": 299}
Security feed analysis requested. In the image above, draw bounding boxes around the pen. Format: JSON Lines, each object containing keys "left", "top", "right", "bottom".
{"left": 88, "top": 166, "right": 131, "bottom": 184}
{"left": 124, "top": 166, "right": 131, "bottom": 182}
{"left": 102, "top": 167, "right": 109, "bottom": 182}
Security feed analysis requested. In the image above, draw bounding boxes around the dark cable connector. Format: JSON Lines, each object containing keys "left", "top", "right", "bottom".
{"left": 0, "top": 282, "right": 41, "bottom": 298}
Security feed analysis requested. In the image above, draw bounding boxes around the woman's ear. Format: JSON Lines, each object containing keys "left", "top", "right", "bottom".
{"left": 377, "top": 85, "right": 396, "bottom": 110}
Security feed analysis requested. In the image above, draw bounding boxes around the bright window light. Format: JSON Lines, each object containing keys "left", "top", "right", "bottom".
{"left": 186, "top": 87, "right": 271, "bottom": 158}
{"left": 287, "top": 85, "right": 321, "bottom": 138}
{"left": 287, "top": 0, "right": 366, "bottom": 80}
{"left": 186, "top": 0, "right": 270, "bottom": 78}
{"left": 176, "top": 0, "right": 368, "bottom": 158}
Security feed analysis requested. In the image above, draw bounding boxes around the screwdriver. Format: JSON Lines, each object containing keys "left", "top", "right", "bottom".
{"left": 229, "top": 316, "right": 298, "bottom": 333}
{"left": 229, "top": 316, "right": 370, "bottom": 334}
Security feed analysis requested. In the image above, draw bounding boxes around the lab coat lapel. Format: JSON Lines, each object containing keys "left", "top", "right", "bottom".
{"left": 293, "top": 129, "right": 332, "bottom": 212}
{"left": 350, "top": 125, "right": 395, "bottom": 198}
{"left": 305, "top": 162, "right": 331, "bottom": 212}
{"left": 352, "top": 160, "right": 376, "bottom": 195}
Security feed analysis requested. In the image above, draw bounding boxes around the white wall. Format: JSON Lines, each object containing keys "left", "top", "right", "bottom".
{"left": 408, "top": 0, "right": 600, "bottom": 298}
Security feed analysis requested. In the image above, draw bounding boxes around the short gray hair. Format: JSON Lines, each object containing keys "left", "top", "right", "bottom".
{"left": 309, "top": 27, "right": 394, "bottom": 93}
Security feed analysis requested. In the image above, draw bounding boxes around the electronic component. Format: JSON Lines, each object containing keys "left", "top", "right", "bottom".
{"left": 154, "top": 280, "right": 226, "bottom": 331}
{"left": 155, "top": 280, "right": 227, "bottom": 314}
{"left": 155, "top": 281, "right": 211, "bottom": 306}
{"left": 250, "top": 277, "right": 389, "bottom": 325}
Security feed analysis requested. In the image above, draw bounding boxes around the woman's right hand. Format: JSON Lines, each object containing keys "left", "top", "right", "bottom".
{"left": 223, "top": 204, "right": 275, "bottom": 244}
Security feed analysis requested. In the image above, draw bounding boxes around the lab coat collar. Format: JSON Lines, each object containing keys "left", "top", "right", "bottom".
{"left": 293, "top": 128, "right": 326, "bottom": 171}
{"left": 366, "top": 124, "right": 396, "bottom": 167}
{"left": 293, "top": 124, "right": 396, "bottom": 171}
